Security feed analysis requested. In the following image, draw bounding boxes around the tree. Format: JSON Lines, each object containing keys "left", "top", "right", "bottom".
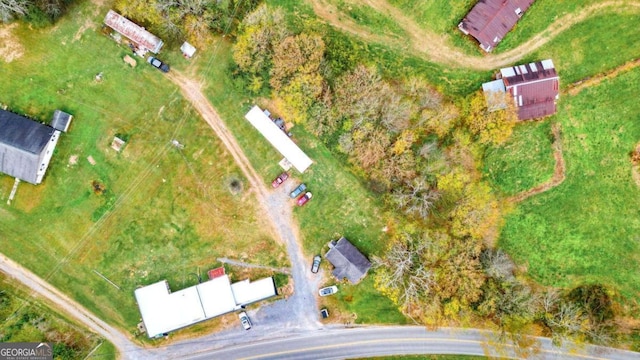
{"left": 0, "top": 0, "right": 29, "bottom": 22}
{"left": 480, "top": 248, "right": 516, "bottom": 281}
{"left": 232, "top": 4, "right": 289, "bottom": 77}
{"left": 463, "top": 91, "right": 517, "bottom": 146}
{"left": 372, "top": 232, "right": 436, "bottom": 312}
{"left": 390, "top": 177, "right": 440, "bottom": 220}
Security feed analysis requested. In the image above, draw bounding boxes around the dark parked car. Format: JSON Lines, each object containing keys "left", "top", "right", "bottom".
{"left": 311, "top": 255, "right": 321, "bottom": 273}
{"left": 290, "top": 183, "right": 307, "bottom": 198}
{"left": 296, "top": 192, "right": 312, "bottom": 206}
{"left": 271, "top": 172, "right": 289, "bottom": 188}
{"left": 147, "top": 56, "right": 170, "bottom": 72}
{"left": 320, "top": 308, "right": 329, "bottom": 319}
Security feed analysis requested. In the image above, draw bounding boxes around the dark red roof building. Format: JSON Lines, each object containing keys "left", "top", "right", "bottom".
{"left": 459, "top": 0, "right": 535, "bottom": 52}
{"left": 482, "top": 59, "right": 559, "bottom": 120}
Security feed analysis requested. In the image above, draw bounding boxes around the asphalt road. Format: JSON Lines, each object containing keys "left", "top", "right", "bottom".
{"left": 168, "top": 326, "right": 640, "bottom": 360}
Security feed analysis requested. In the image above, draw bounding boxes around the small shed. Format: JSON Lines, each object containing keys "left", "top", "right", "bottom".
{"left": 325, "top": 237, "right": 371, "bottom": 284}
{"left": 180, "top": 42, "right": 196, "bottom": 58}
{"left": 50, "top": 110, "right": 73, "bottom": 132}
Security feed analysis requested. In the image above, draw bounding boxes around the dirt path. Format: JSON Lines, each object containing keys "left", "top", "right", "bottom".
{"left": 508, "top": 123, "right": 566, "bottom": 203}
{"left": 566, "top": 58, "right": 640, "bottom": 96}
{"left": 0, "top": 253, "right": 150, "bottom": 360}
{"left": 217, "top": 257, "right": 291, "bottom": 274}
{"left": 309, "top": 0, "right": 640, "bottom": 70}
{"left": 166, "top": 71, "right": 321, "bottom": 330}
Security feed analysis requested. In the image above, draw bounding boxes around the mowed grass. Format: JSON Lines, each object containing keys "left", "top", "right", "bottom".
{"left": 190, "top": 38, "right": 406, "bottom": 322}
{"left": 498, "top": 67, "right": 640, "bottom": 303}
{"left": 327, "top": 0, "right": 407, "bottom": 39}
{"left": 0, "top": 1, "right": 285, "bottom": 333}
{"left": 483, "top": 121, "right": 555, "bottom": 196}
{"left": 525, "top": 13, "right": 640, "bottom": 85}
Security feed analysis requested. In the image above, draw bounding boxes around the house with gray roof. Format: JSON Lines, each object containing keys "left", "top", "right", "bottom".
{"left": 325, "top": 237, "right": 371, "bottom": 284}
{"left": 0, "top": 109, "right": 71, "bottom": 185}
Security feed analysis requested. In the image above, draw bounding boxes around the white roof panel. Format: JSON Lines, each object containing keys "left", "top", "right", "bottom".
{"left": 135, "top": 281, "right": 206, "bottom": 338}
{"left": 197, "top": 276, "right": 238, "bottom": 318}
{"left": 500, "top": 67, "right": 516, "bottom": 78}
{"left": 529, "top": 63, "right": 538, "bottom": 72}
{"left": 245, "top": 106, "right": 313, "bottom": 173}
{"left": 541, "top": 59, "right": 555, "bottom": 70}
{"left": 231, "top": 277, "right": 277, "bottom": 305}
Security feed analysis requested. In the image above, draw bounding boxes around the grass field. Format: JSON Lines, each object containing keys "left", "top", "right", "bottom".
{"left": 327, "top": 0, "right": 407, "bottom": 39}
{"left": 0, "top": 1, "right": 285, "bottom": 334}
{"left": 0, "top": 272, "right": 115, "bottom": 360}
{"left": 498, "top": 67, "right": 640, "bottom": 304}
{"left": 483, "top": 121, "right": 555, "bottom": 196}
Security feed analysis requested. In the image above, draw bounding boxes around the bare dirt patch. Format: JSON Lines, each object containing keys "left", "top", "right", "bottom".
{"left": 0, "top": 23, "right": 25, "bottom": 63}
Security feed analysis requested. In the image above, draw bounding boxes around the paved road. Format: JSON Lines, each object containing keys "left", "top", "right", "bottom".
{"left": 166, "top": 326, "right": 640, "bottom": 360}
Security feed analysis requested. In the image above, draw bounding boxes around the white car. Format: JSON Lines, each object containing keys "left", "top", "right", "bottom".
{"left": 319, "top": 285, "right": 338, "bottom": 297}
{"left": 238, "top": 311, "right": 252, "bottom": 330}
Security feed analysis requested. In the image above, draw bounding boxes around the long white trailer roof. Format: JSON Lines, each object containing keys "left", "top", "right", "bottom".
{"left": 244, "top": 106, "right": 313, "bottom": 173}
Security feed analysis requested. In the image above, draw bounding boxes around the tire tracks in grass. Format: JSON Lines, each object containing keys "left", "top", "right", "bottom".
{"left": 508, "top": 122, "right": 566, "bottom": 203}
{"left": 309, "top": 0, "right": 640, "bottom": 70}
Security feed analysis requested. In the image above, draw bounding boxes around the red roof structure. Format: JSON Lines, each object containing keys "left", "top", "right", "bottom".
{"left": 482, "top": 59, "right": 559, "bottom": 120}
{"left": 458, "top": 0, "right": 535, "bottom": 52}
{"left": 104, "top": 10, "right": 164, "bottom": 53}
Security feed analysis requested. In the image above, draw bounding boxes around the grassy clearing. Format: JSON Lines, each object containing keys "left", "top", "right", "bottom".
{"left": 0, "top": 272, "right": 114, "bottom": 360}
{"left": 525, "top": 13, "right": 640, "bottom": 85}
{"left": 498, "top": 67, "right": 640, "bottom": 304}
{"left": 496, "top": 0, "right": 605, "bottom": 52}
{"left": 327, "top": 0, "right": 407, "bottom": 39}
{"left": 0, "top": 0, "right": 285, "bottom": 334}
{"left": 386, "top": 0, "right": 480, "bottom": 55}
{"left": 483, "top": 121, "right": 556, "bottom": 196}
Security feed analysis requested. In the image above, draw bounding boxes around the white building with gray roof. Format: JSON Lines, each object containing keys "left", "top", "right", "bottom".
{"left": 0, "top": 109, "right": 72, "bottom": 185}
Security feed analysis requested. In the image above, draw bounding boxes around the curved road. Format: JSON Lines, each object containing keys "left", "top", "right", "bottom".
{"left": 169, "top": 326, "right": 640, "bottom": 360}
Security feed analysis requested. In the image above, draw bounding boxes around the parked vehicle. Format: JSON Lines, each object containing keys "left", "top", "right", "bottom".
{"left": 296, "top": 192, "right": 312, "bottom": 206}
{"left": 271, "top": 172, "right": 289, "bottom": 188}
{"left": 238, "top": 311, "right": 252, "bottom": 330}
{"left": 311, "top": 255, "right": 321, "bottom": 273}
{"left": 289, "top": 183, "right": 307, "bottom": 198}
{"left": 319, "top": 285, "right": 338, "bottom": 297}
{"left": 147, "top": 56, "right": 170, "bottom": 72}
{"left": 320, "top": 308, "right": 329, "bottom": 319}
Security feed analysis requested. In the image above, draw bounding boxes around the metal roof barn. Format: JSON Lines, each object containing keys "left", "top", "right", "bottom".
{"left": 0, "top": 109, "right": 61, "bottom": 184}
{"left": 482, "top": 59, "right": 559, "bottom": 120}
{"left": 104, "top": 10, "right": 164, "bottom": 53}
{"left": 244, "top": 106, "right": 313, "bottom": 173}
{"left": 459, "top": 0, "right": 535, "bottom": 52}
{"left": 135, "top": 275, "right": 277, "bottom": 338}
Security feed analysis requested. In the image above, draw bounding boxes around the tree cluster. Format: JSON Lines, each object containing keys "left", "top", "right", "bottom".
{"left": 1, "top": 0, "right": 73, "bottom": 23}
{"left": 115, "top": 0, "right": 260, "bottom": 47}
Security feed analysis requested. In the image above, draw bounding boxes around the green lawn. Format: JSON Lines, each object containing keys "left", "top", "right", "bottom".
{"left": 0, "top": 272, "right": 115, "bottom": 360}
{"left": 0, "top": 1, "right": 285, "bottom": 333}
{"left": 328, "top": 0, "right": 407, "bottom": 39}
{"left": 483, "top": 121, "right": 555, "bottom": 196}
{"left": 498, "top": 67, "right": 640, "bottom": 303}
